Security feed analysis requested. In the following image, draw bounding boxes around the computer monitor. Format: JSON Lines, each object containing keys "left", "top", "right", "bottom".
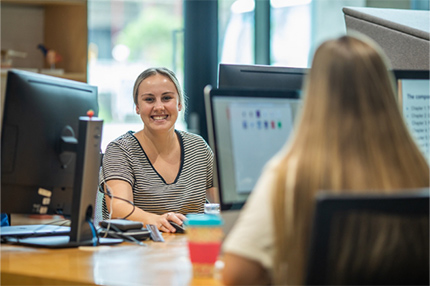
{"left": 306, "top": 188, "right": 429, "bottom": 285}
{"left": 205, "top": 86, "right": 302, "bottom": 211}
{"left": 218, "top": 63, "right": 308, "bottom": 90}
{"left": 393, "top": 70, "right": 430, "bottom": 162}
{"left": 1, "top": 69, "right": 113, "bottom": 247}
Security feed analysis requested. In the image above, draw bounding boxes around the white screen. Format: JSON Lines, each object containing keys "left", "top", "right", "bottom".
{"left": 229, "top": 102, "right": 293, "bottom": 193}
{"left": 399, "top": 79, "right": 430, "bottom": 162}
{"left": 212, "top": 94, "right": 301, "bottom": 206}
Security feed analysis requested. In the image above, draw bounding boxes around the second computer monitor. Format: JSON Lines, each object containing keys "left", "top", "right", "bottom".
{"left": 393, "top": 70, "right": 430, "bottom": 163}
{"left": 205, "top": 86, "right": 302, "bottom": 210}
{"left": 218, "top": 63, "right": 308, "bottom": 90}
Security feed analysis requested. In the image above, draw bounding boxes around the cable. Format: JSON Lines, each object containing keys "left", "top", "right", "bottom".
{"left": 108, "top": 184, "right": 113, "bottom": 220}
{"left": 86, "top": 218, "right": 99, "bottom": 246}
{"left": 98, "top": 152, "right": 137, "bottom": 231}
{"left": 97, "top": 163, "right": 137, "bottom": 240}
{"left": 97, "top": 184, "right": 136, "bottom": 220}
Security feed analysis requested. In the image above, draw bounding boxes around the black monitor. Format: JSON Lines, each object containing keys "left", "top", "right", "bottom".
{"left": 393, "top": 70, "right": 430, "bottom": 163}
{"left": 1, "top": 69, "right": 116, "bottom": 247}
{"left": 306, "top": 188, "right": 429, "bottom": 285}
{"left": 218, "top": 63, "right": 308, "bottom": 90}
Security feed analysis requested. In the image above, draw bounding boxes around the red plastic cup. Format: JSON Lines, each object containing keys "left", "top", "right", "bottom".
{"left": 185, "top": 214, "right": 224, "bottom": 277}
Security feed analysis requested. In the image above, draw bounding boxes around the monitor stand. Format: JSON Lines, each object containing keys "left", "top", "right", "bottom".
{"left": 5, "top": 117, "right": 123, "bottom": 248}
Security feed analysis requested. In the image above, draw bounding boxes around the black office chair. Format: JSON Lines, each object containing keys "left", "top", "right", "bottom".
{"left": 305, "top": 188, "right": 429, "bottom": 285}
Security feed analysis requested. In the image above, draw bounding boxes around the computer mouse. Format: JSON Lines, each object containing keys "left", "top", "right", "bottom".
{"left": 169, "top": 221, "right": 185, "bottom": 234}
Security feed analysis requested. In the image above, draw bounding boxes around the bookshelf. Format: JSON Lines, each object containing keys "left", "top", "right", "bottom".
{"left": 1, "top": 0, "right": 88, "bottom": 82}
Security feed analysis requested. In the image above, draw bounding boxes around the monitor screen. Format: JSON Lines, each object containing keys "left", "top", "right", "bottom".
{"left": 1, "top": 69, "right": 99, "bottom": 216}
{"left": 218, "top": 63, "right": 308, "bottom": 90}
{"left": 393, "top": 70, "right": 430, "bottom": 163}
{"left": 205, "top": 87, "right": 302, "bottom": 210}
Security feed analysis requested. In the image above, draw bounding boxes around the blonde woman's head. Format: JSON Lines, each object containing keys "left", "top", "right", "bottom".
{"left": 300, "top": 34, "right": 398, "bottom": 138}
{"left": 272, "top": 34, "right": 429, "bottom": 285}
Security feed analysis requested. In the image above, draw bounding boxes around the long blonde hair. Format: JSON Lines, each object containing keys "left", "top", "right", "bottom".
{"left": 272, "top": 35, "right": 429, "bottom": 284}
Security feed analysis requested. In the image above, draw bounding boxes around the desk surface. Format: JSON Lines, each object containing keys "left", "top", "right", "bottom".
{"left": 1, "top": 234, "right": 223, "bottom": 286}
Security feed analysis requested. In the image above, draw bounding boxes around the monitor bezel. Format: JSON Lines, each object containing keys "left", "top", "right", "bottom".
{"left": 393, "top": 69, "right": 430, "bottom": 104}
{"left": 393, "top": 69, "right": 430, "bottom": 81}
{"left": 218, "top": 63, "right": 309, "bottom": 91}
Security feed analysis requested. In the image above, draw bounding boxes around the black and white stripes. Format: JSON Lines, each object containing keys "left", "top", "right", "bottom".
{"left": 100, "top": 130, "right": 214, "bottom": 218}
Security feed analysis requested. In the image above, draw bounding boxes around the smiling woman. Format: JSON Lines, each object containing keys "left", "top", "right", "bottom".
{"left": 134, "top": 69, "right": 183, "bottom": 134}
{"left": 99, "top": 67, "right": 218, "bottom": 233}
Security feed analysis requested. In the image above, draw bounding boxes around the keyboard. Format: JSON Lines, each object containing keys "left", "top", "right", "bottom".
{"left": 0, "top": 224, "right": 70, "bottom": 238}
{"left": 3, "top": 235, "right": 123, "bottom": 248}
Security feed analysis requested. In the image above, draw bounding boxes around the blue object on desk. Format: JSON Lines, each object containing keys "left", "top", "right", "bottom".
{"left": 1, "top": 213, "right": 9, "bottom": 226}
{"left": 185, "top": 214, "right": 223, "bottom": 226}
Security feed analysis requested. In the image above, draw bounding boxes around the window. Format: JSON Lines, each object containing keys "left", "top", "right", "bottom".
{"left": 219, "top": 0, "right": 254, "bottom": 64}
{"left": 219, "top": 0, "right": 428, "bottom": 68}
{"left": 270, "top": 0, "right": 311, "bottom": 67}
{"left": 88, "top": 0, "right": 184, "bottom": 151}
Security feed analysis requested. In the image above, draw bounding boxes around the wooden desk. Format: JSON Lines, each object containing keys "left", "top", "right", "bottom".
{"left": 1, "top": 234, "right": 223, "bottom": 286}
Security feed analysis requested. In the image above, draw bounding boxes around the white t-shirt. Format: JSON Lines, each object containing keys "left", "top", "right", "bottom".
{"left": 222, "top": 162, "right": 278, "bottom": 272}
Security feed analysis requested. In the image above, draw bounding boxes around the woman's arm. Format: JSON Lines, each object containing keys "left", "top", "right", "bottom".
{"left": 223, "top": 253, "right": 270, "bottom": 285}
{"left": 221, "top": 164, "right": 279, "bottom": 285}
{"left": 104, "top": 179, "right": 186, "bottom": 233}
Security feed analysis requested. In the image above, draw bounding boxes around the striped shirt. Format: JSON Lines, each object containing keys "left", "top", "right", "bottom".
{"left": 100, "top": 130, "right": 214, "bottom": 218}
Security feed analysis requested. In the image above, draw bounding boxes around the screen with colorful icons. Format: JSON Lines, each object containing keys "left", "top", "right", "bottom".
{"left": 228, "top": 100, "right": 294, "bottom": 193}
{"left": 206, "top": 88, "right": 302, "bottom": 210}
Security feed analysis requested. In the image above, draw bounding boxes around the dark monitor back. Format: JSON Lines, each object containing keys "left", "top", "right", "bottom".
{"left": 1, "top": 69, "right": 99, "bottom": 216}
{"left": 306, "top": 188, "right": 430, "bottom": 285}
{"left": 218, "top": 63, "right": 308, "bottom": 90}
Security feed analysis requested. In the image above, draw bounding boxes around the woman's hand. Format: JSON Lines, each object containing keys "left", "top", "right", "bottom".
{"left": 149, "top": 212, "right": 186, "bottom": 233}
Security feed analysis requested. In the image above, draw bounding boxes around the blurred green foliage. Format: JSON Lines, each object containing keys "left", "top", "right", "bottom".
{"left": 117, "top": 6, "right": 183, "bottom": 69}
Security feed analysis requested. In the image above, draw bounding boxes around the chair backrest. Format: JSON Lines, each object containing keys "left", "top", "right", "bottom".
{"left": 305, "top": 188, "right": 429, "bottom": 285}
